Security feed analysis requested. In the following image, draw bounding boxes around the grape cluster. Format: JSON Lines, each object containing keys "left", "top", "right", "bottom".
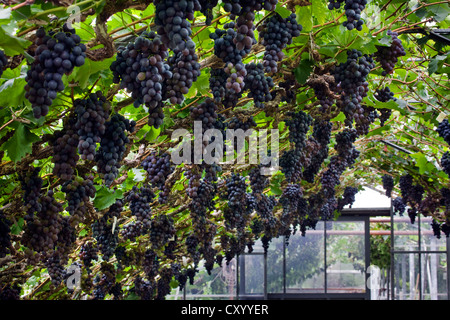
{"left": 154, "top": 0, "right": 200, "bottom": 51}
{"left": 249, "top": 165, "right": 269, "bottom": 194}
{"left": 279, "top": 184, "right": 303, "bottom": 233}
{"left": 0, "top": 210, "right": 12, "bottom": 258}
{"left": 25, "top": 25, "right": 86, "bottom": 118}
{"left": 399, "top": 173, "right": 424, "bottom": 207}
{"left": 224, "top": 61, "right": 247, "bottom": 94}
{"left": 381, "top": 174, "right": 394, "bottom": 198}
{"left": 122, "top": 185, "right": 155, "bottom": 239}
{"left": 61, "top": 175, "right": 96, "bottom": 224}
{"left": 19, "top": 166, "right": 43, "bottom": 217}
{"left": 95, "top": 113, "right": 136, "bottom": 186}
{"left": 80, "top": 241, "right": 98, "bottom": 273}
{"left": 332, "top": 49, "right": 374, "bottom": 134}
{"left": 164, "top": 47, "right": 201, "bottom": 105}
{"left": 150, "top": 214, "right": 176, "bottom": 249}
{"left": 45, "top": 254, "right": 65, "bottom": 287}
{"left": 143, "top": 249, "right": 159, "bottom": 279}
{"left": 74, "top": 91, "right": 111, "bottom": 161}
{"left": 327, "top": 0, "right": 367, "bottom": 31}
{"left": 302, "top": 120, "right": 332, "bottom": 183}
{"left": 0, "top": 50, "right": 8, "bottom": 78}
{"left": 259, "top": 13, "right": 301, "bottom": 73}
{"left": 110, "top": 31, "right": 172, "bottom": 128}
{"left": 188, "top": 177, "right": 216, "bottom": 226}
{"left": 198, "top": 0, "right": 219, "bottom": 25}
{"left": 285, "top": 110, "right": 313, "bottom": 150}
{"left": 0, "top": 284, "right": 21, "bottom": 300}
{"left": 280, "top": 149, "right": 303, "bottom": 183}
{"left": 337, "top": 186, "right": 358, "bottom": 211}
{"left": 92, "top": 215, "right": 119, "bottom": 261}
{"left": 93, "top": 262, "right": 119, "bottom": 300}
{"left": 374, "top": 87, "right": 396, "bottom": 125}
{"left": 22, "top": 190, "right": 65, "bottom": 261}
{"left": 321, "top": 129, "right": 359, "bottom": 197}
{"left": 244, "top": 63, "right": 274, "bottom": 108}
{"left": 51, "top": 117, "right": 79, "bottom": 181}
{"left": 375, "top": 30, "right": 406, "bottom": 76}
{"left": 142, "top": 152, "right": 174, "bottom": 203}
{"left": 190, "top": 98, "right": 218, "bottom": 132}
{"left": 224, "top": 173, "right": 248, "bottom": 230}
{"left": 210, "top": 22, "right": 250, "bottom": 65}
{"left": 437, "top": 119, "right": 450, "bottom": 146}
{"left": 441, "top": 152, "right": 450, "bottom": 177}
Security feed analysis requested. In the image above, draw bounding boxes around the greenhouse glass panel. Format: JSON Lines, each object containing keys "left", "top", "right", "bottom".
{"left": 285, "top": 223, "right": 325, "bottom": 294}
{"left": 325, "top": 221, "right": 366, "bottom": 294}
{"left": 267, "top": 236, "right": 284, "bottom": 294}
{"left": 393, "top": 216, "right": 419, "bottom": 252}
{"left": 393, "top": 253, "right": 420, "bottom": 300}
{"left": 238, "top": 253, "right": 265, "bottom": 299}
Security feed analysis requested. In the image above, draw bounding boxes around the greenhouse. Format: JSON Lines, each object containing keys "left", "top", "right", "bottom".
{"left": 0, "top": 0, "right": 449, "bottom": 304}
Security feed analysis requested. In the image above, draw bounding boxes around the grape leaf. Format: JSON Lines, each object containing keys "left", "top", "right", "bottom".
{"left": 1, "top": 123, "right": 40, "bottom": 162}
{"left": 93, "top": 187, "right": 124, "bottom": 211}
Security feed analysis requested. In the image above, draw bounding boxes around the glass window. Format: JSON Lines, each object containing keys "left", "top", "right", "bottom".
{"left": 286, "top": 222, "right": 325, "bottom": 293}
{"left": 326, "top": 221, "right": 366, "bottom": 294}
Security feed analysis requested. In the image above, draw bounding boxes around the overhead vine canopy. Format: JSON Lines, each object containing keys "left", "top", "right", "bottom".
{"left": 0, "top": 0, "right": 449, "bottom": 300}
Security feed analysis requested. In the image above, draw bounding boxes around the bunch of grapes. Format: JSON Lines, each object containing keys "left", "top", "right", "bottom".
{"left": 210, "top": 22, "right": 250, "bottom": 65}
{"left": 92, "top": 215, "right": 119, "bottom": 261}
{"left": 332, "top": 49, "right": 374, "bottom": 134}
{"left": 126, "top": 185, "right": 155, "bottom": 234}
{"left": 93, "top": 262, "right": 118, "bottom": 300}
{"left": 441, "top": 152, "right": 450, "bottom": 177}
{"left": 279, "top": 184, "right": 303, "bottom": 217}
{"left": 198, "top": 0, "right": 219, "bottom": 25}
{"left": 222, "top": 0, "right": 278, "bottom": 50}
{"left": 224, "top": 61, "right": 247, "bottom": 95}
{"left": 302, "top": 120, "right": 332, "bottom": 183}
{"left": 22, "top": 190, "right": 64, "bottom": 261}
{"left": 110, "top": 31, "right": 172, "bottom": 128}
{"left": 80, "top": 241, "right": 98, "bottom": 273}
{"left": 223, "top": 173, "right": 249, "bottom": 230}
{"left": 25, "top": 25, "right": 86, "bottom": 118}
{"left": 190, "top": 98, "right": 218, "bottom": 132}
{"left": 374, "top": 87, "right": 396, "bottom": 125}
{"left": 188, "top": 178, "right": 216, "bottom": 226}
{"left": 0, "top": 210, "right": 12, "bottom": 258}
{"left": 258, "top": 13, "right": 301, "bottom": 73}
{"left": 244, "top": 63, "right": 275, "bottom": 108}
{"left": 61, "top": 175, "right": 96, "bottom": 224}
{"left": 327, "top": 0, "right": 367, "bottom": 31}
{"left": 0, "top": 50, "right": 8, "bottom": 77}
{"left": 19, "top": 166, "right": 43, "bottom": 217}
{"left": 95, "top": 113, "right": 136, "bottom": 186}
{"left": 153, "top": 0, "right": 200, "bottom": 51}
{"left": 142, "top": 152, "right": 174, "bottom": 203}
{"left": 280, "top": 149, "right": 302, "bottom": 183}
{"left": 45, "top": 253, "right": 65, "bottom": 287}
{"left": 321, "top": 129, "right": 359, "bottom": 197}
{"left": 150, "top": 214, "right": 176, "bottom": 249}
{"left": 382, "top": 174, "right": 394, "bottom": 197}
{"left": 337, "top": 186, "right": 358, "bottom": 211}
{"left": 209, "top": 68, "right": 227, "bottom": 103}
{"left": 375, "top": 30, "right": 406, "bottom": 76}
{"left": 143, "top": 249, "right": 159, "bottom": 279}
{"left": 0, "top": 284, "right": 21, "bottom": 300}
{"left": 164, "top": 47, "right": 201, "bottom": 105}
{"left": 51, "top": 116, "right": 79, "bottom": 181}
{"left": 249, "top": 165, "right": 269, "bottom": 194}
{"left": 285, "top": 110, "right": 313, "bottom": 151}
{"left": 437, "top": 119, "right": 450, "bottom": 146}
{"left": 74, "top": 91, "right": 111, "bottom": 161}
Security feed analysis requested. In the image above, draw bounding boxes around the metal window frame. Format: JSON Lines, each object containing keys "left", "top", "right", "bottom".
{"left": 237, "top": 212, "right": 373, "bottom": 300}
{"left": 389, "top": 200, "right": 450, "bottom": 300}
